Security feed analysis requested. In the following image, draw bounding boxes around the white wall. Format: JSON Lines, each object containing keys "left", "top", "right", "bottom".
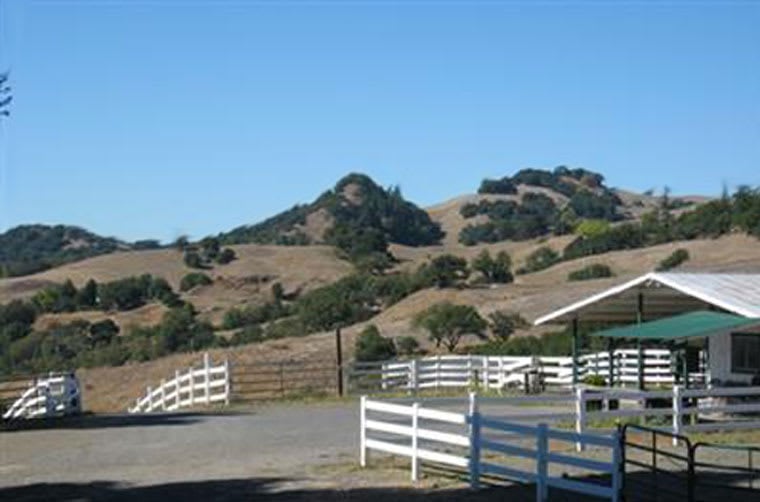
{"left": 708, "top": 332, "right": 754, "bottom": 385}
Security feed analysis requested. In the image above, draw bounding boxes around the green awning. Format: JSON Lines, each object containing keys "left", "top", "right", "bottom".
{"left": 592, "top": 311, "right": 760, "bottom": 341}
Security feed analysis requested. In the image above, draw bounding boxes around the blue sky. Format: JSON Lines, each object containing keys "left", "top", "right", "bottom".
{"left": 0, "top": 1, "right": 758, "bottom": 243}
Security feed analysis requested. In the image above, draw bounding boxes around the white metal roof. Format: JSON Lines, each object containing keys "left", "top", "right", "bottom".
{"left": 534, "top": 272, "right": 760, "bottom": 325}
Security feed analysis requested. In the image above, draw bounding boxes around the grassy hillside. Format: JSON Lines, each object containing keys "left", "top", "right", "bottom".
{"left": 75, "top": 233, "right": 760, "bottom": 412}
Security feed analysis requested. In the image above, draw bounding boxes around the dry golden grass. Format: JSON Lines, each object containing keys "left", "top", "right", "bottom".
{"left": 0, "top": 244, "right": 353, "bottom": 324}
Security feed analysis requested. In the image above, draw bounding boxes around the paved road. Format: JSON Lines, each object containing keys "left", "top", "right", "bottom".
{"left": 1, "top": 402, "right": 362, "bottom": 489}
{"left": 0, "top": 398, "right": 586, "bottom": 501}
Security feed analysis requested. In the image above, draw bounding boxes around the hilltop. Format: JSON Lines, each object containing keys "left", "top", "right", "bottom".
{"left": 0, "top": 224, "right": 140, "bottom": 278}
{"left": 219, "top": 173, "right": 444, "bottom": 253}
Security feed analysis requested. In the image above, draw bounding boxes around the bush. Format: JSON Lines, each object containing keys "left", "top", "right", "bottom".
{"left": 179, "top": 272, "right": 213, "bottom": 292}
{"left": 230, "top": 325, "right": 264, "bottom": 346}
{"left": 217, "top": 247, "right": 236, "bottom": 264}
{"left": 396, "top": 336, "right": 420, "bottom": 356}
{"left": 567, "top": 264, "right": 614, "bottom": 281}
{"left": 488, "top": 311, "right": 528, "bottom": 341}
{"left": 471, "top": 250, "right": 513, "bottom": 284}
{"left": 420, "top": 254, "right": 469, "bottom": 288}
{"left": 656, "top": 249, "right": 690, "bottom": 271}
{"left": 355, "top": 325, "right": 397, "bottom": 362}
{"left": 518, "top": 246, "right": 560, "bottom": 274}
{"left": 183, "top": 250, "right": 205, "bottom": 269}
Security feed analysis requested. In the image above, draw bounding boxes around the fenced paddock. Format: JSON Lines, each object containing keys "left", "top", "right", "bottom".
{"left": 128, "top": 353, "right": 230, "bottom": 413}
{"left": 350, "top": 349, "right": 687, "bottom": 395}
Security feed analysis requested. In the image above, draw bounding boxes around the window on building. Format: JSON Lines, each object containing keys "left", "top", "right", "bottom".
{"left": 731, "top": 333, "right": 760, "bottom": 374}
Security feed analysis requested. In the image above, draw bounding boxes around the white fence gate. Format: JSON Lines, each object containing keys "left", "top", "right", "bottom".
{"left": 360, "top": 394, "right": 622, "bottom": 501}
{"left": 128, "top": 353, "right": 230, "bottom": 413}
{"left": 2, "top": 372, "right": 82, "bottom": 420}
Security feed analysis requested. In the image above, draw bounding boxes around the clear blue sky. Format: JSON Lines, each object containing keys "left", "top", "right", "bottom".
{"left": 1, "top": 1, "right": 758, "bottom": 243}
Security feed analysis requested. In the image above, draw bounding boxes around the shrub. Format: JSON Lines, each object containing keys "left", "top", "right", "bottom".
{"left": 396, "top": 336, "right": 420, "bottom": 356}
{"left": 230, "top": 325, "right": 265, "bottom": 346}
{"left": 179, "top": 272, "right": 213, "bottom": 292}
{"left": 183, "top": 250, "right": 205, "bottom": 269}
{"left": 488, "top": 311, "right": 528, "bottom": 341}
{"left": 355, "top": 325, "right": 397, "bottom": 362}
{"left": 420, "top": 254, "right": 469, "bottom": 288}
{"left": 471, "top": 250, "right": 513, "bottom": 284}
{"left": 518, "top": 246, "right": 560, "bottom": 274}
{"left": 656, "top": 249, "right": 690, "bottom": 271}
{"left": 567, "top": 264, "right": 614, "bottom": 281}
{"left": 217, "top": 248, "right": 236, "bottom": 264}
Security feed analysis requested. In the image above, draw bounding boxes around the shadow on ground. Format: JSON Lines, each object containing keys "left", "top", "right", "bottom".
{"left": 0, "top": 411, "right": 249, "bottom": 432}
{"left": 3, "top": 469, "right": 759, "bottom": 502}
{"left": 0, "top": 478, "right": 537, "bottom": 502}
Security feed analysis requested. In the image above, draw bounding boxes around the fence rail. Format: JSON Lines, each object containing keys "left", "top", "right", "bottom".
{"left": 128, "top": 353, "right": 230, "bottom": 413}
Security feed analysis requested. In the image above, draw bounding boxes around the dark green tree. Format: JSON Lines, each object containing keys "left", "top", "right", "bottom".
{"left": 354, "top": 324, "right": 397, "bottom": 361}
{"left": 422, "top": 254, "right": 469, "bottom": 288}
{"left": 488, "top": 311, "right": 528, "bottom": 341}
{"left": 413, "top": 302, "right": 487, "bottom": 352}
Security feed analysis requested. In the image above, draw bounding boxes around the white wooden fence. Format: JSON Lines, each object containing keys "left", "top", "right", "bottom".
{"left": 352, "top": 349, "right": 688, "bottom": 394}
{"left": 426, "top": 385, "right": 760, "bottom": 449}
{"left": 2, "top": 372, "right": 81, "bottom": 420}
{"left": 128, "top": 353, "right": 230, "bottom": 413}
{"left": 360, "top": 393, "right": 622, "bottom": 501}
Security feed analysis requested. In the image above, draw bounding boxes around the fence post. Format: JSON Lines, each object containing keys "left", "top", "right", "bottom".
{"left": 360, "top": 395, "right": 368, "bottom": 467}
{"left": 189, "top": 367, "right": 195, "bottom": 405}
{"left": 575, "top": 386, "right": 586, "bottom": 452}
{"left": 411, "top": 402, "right": 420, "bottom": 482}
{"left": 175, "top": 370, "right": 180, "bottom": 409}
{"left": 146, "top": 386, "right": 153, "bottom": 412}
{"left": 160, "top": 379, "right": 166, "bottom": 411}
{"left": 468, "top": 391, "right": 481, "bottom": 490}
{"left": 672, "top": 385, "right": 683, "bottom": 446}
{"left": 409, "top": 359, "right": 419, "bottom": 396}
{"left": 537, "top": 423, "right": 549, "bottom": 502}
{"left": 611, "top": 429, "right": 623, "bottom": 502}
{"left": 204, "top": 352, "right": 211, "bottom": 404}
{"left": 482, "top": 357, "right": 489, "bottom": 391}
{"left": 498, "top": 358, "right": 504, "bottom": 395}
{"left": 467, "top": 355, "right": 473, "bottom": 387}
{"left": 224, "top": 359, "right": 231, "bottom": 405}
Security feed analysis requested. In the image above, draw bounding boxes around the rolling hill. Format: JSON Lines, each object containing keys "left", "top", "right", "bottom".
{"left": 3, "top": 167, "right": 760, "bottom": 412}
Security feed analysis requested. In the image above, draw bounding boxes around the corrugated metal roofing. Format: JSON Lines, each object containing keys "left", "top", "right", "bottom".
{"left": 591, "top": 311, "right": 760, "bottom": 341}
{"left": 534, "top": 272, "right": 760, "bottom": 325}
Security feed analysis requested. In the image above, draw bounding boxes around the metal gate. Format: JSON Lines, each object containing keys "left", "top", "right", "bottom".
{"left": 620, "top": 424, "right": 693, "bottom": 501}
{"left": 620, "top": 424, "right": 760, "bottom": 501}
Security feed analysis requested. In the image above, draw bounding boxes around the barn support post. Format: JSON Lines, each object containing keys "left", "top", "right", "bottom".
{"left": 607, "top": 338, "right": 615, "bottom": 387}
{"left": 572, "top": 317, "right": 580, "bottom": 386}
{"left": 637, "top": 292, "right": 645, "bottom": 390}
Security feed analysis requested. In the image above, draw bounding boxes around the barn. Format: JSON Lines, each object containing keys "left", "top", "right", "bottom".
{"left": 534, "top": 272, "right": 760, "bottom": 387}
